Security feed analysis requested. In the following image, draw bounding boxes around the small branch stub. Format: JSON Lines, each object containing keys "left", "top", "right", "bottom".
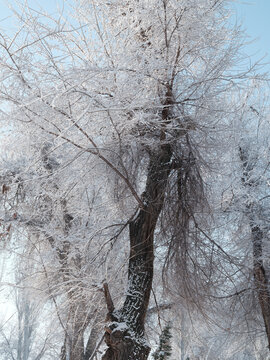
{"left": 103, "top": 282, "right": 115, "bottom": 321}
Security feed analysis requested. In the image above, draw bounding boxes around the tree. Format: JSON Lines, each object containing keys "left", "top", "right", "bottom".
{"left": 236, "top": 95, "right": 270, "bottom": 351}
{"left": 0, "top": 0, "right": 265, "bottom": 359}
{"left": 152, "top": 324, "right": 172, "bottom": 360}
{"left": 202, "top": 83, "right": 270, "bottom": 358}
{"left": 0, "top": 245, "right": 59, "bottom": 360}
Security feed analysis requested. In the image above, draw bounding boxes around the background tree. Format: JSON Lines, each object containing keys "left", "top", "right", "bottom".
{"left": 0, "top": 243, "right": 59, "bottom": 360}
{"left": 152, "top": 324, "right": 172, "bottom": 360}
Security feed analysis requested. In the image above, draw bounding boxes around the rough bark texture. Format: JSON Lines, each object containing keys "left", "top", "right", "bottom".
{"left": 102, "top": 143, "right": 172, "bottom": 360}
{"left": 252, "top": 225, "right": 270, "bottom": 349}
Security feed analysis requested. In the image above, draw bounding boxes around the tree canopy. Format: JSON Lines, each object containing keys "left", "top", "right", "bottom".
{"left": 0, "top": 1, "right": 270, "bottom": 359}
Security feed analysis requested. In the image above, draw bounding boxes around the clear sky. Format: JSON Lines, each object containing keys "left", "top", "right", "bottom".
{"left": 0, "top": 0, "right": 61, "bottom": 30}
{"left": 232, "top": 0, "right": 270, "bottom": 66}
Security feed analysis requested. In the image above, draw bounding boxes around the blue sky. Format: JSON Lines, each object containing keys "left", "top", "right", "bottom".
{"left": 0, "top": 0, "right": 269, "bottom": 66}
{"left": 232, "top": 0, "right": 270, "bottom": 66}
{"left": 0, "top": 0, "right": 61, "bottom": 32}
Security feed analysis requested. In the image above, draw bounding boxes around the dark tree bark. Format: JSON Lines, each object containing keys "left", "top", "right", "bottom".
{"left": 252, "top": 225, "right": 270, "bottom": 348}
{"left": 102, "top": 142, "right": 172, "bottom": 360}
{"left": 101, "top": 86, "right": 175, "bottom": 360}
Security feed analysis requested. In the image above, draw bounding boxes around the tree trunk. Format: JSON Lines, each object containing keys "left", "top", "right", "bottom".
{"left": 60, "top": 295, "right": 89, "bottom": 360}
{"left": 252, "top": 225, "right": 270, "bottom": 348}
{"left": 84, "top": 314, "right": 103, "bottom": 360}
{"left": 102, "top": 143, "right": 172, "bottom": 360}
{"left": 239, "top": 147, "right": 270, "bottom": 349}
{"left": 60, "top": 324, "right": 85, "bottom": 360}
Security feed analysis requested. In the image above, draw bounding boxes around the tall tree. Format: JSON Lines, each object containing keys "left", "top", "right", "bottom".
{"left": 237, "top": 96, "right": 270, "bottom": 351}
{"left": 0, "top": 0, "right": 264, "bottom": 358}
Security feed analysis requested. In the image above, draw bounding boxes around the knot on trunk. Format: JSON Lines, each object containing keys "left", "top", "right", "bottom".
{"left": 103, "top": 321, "right": 150, "bottom": 360}
{"left": 104, "top": 322, "right": 129, "bottom": 346}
